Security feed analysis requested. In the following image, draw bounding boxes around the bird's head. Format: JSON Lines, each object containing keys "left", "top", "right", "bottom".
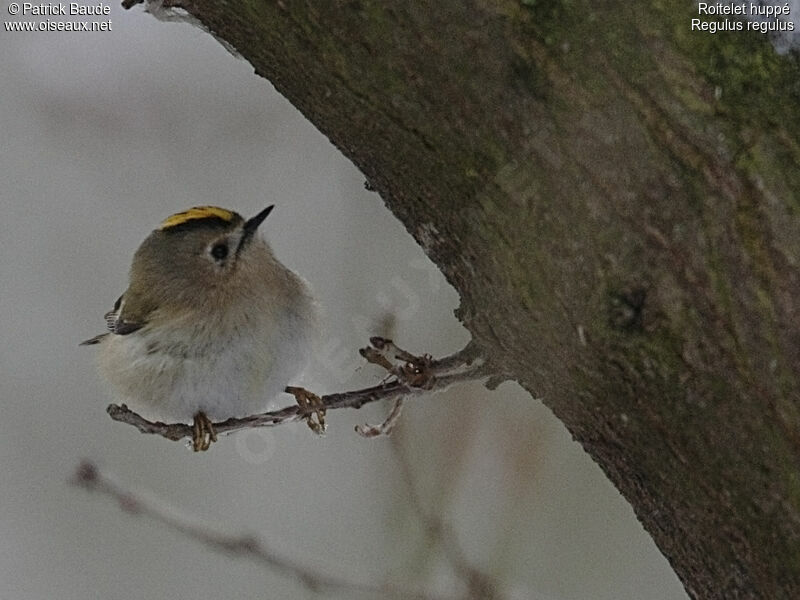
{"left": 129, "top": 205, "right": 276, "bottom": 308}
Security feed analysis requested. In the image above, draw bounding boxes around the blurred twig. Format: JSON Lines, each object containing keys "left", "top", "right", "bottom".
{"left": 391, "top": 438, "right": 504, "bottom": 600}
{"left": 107, "top": 338, "right": 491, "bottom": 445}
{"left": 70, "top": 460, "right": 459, "bottom": 600}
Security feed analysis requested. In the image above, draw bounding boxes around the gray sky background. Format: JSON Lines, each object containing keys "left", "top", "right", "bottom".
{"left": 1, "top": 3, "right": 688, "bottom": 599}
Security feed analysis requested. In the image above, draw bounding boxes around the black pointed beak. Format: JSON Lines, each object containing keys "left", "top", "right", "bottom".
{"left": 238, "top": 205, "right": 274, "bottom": 255}
{"left": 243, "top": 205, "right": 274, "bottom": 237}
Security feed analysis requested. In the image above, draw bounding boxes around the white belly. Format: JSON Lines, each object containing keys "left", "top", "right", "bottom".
{"left": 97, "top": 307, "right": 313, "bottom": 423}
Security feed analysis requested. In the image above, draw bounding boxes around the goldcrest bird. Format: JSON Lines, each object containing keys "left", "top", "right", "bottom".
{"left": 82, "top": 205, "right": 318, "bottom": 451}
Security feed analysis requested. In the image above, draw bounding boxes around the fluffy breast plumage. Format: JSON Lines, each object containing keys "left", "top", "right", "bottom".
{"left": 97, "top": 295, "right": 315, "bottom": 423}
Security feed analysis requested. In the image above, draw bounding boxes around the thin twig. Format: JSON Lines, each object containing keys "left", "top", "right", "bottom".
{"left": 355, "top": 398, "right": 405, "bottom": 438}
{"left": 70, "top": 461, "right": 457, "bottom": 600}
{"left": 107, "top": 339, "right": 491, "bottom": 444}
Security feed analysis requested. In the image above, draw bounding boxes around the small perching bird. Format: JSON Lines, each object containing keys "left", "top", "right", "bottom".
{"left": 82, "top": 206, "right": 318, "bottom": 451}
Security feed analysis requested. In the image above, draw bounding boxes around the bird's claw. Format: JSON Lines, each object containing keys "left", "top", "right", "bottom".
{"left": 192, "top": 411, "right": 217, "bottom": 452}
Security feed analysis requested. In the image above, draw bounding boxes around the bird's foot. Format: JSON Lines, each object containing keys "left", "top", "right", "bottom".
{"left": 286, "top": 386, "right": 326, "bottom": 434}
{"left": 192, "top": 411, "right": 217, "bottom": 452}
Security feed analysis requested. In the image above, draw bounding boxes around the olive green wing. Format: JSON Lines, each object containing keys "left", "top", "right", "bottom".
{"left": 80, "top": 293, "right": 149, "bottom": 345}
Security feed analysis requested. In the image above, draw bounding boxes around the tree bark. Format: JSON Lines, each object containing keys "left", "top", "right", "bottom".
{"left": 137, "top": 1, "right": 800, "bottom": 598}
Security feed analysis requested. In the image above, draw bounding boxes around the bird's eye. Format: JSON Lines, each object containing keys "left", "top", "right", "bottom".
{"left": 210, "top": 242, "right": 229, "bottom": 261}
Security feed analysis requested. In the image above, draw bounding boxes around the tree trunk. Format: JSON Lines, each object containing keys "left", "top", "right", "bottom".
{"left": 145, "top": 1, "right": 800, "bottom": 597}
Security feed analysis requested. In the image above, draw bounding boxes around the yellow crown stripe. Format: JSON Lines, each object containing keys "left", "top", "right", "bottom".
{"left": 159, "top": 206, "right": 237, "bottom": 230}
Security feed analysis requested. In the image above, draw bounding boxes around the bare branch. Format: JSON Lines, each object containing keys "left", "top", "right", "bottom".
{"left": 106, "top": 339, "right": 491, "bottom": 445}
{"left": 70, "top": 461, "right": 458, "bottom": 600}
